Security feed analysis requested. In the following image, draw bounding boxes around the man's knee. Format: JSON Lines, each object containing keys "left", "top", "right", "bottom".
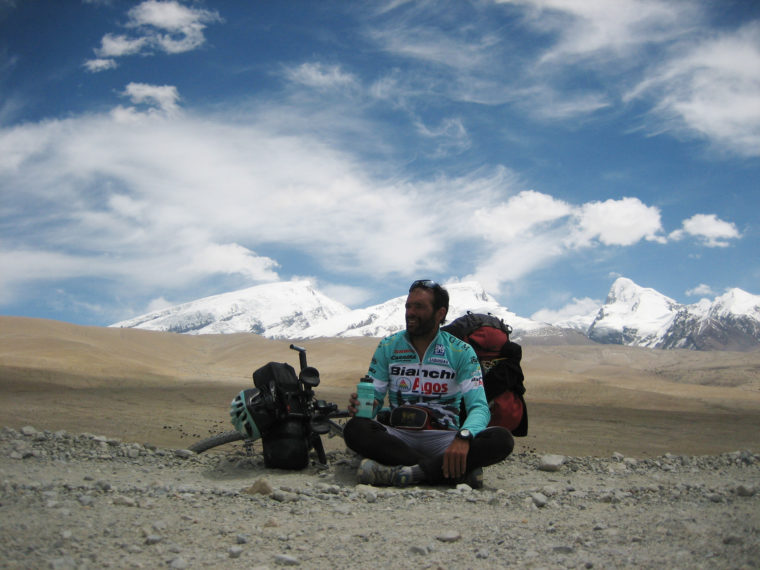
{"left": 343, "top": 417, "right": 383, "bottom": 451}
{"left": 477, "top": 426, "right": 514, "bottom": 461}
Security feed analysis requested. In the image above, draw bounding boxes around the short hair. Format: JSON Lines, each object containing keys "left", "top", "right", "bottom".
{"left": 409, "top": 280, "right": 449, "bottom": 323}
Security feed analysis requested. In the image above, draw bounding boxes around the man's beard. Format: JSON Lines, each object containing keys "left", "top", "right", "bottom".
{"left": 406, "top": 312, "right": 438, "bottom": 338}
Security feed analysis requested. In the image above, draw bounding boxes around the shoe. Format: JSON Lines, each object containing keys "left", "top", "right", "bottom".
{"left": 357, "top": 458, "right": 413, "bottom": 487}
{"left": 462, "top": 467, "right": 483, "bottom": 489}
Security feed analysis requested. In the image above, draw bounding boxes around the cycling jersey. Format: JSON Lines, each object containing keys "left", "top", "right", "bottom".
{"left": 366, "top": 329, "right": 490, "bottom": 435}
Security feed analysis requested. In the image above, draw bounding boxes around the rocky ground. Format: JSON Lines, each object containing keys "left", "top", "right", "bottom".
{"left": 1, "top": 426, "right": 758, "bottom": 569}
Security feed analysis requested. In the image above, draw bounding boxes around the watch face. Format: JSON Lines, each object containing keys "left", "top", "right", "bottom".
{"left": 458, "top": 429, "right": 471, "bottom": 439}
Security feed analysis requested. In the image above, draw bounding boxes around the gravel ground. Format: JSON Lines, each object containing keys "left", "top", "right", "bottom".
{"left": 1, "top": 425, "right": 758, "bottom": 569}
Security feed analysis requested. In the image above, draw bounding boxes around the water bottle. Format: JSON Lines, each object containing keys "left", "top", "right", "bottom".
{"left": 355, "top": 376, "right": 375, "bottom": 419}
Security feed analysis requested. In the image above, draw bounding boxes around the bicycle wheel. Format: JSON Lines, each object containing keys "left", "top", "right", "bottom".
{"left": 188, "top": 430, "right": 245, "bottom": 453}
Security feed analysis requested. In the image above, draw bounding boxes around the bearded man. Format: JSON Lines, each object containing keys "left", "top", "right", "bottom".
{"left": 343, "top": 280, "right": 514, "bottom": 488}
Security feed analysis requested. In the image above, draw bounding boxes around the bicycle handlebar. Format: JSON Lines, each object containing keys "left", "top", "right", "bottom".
{"left": 289, "top": 344, "right": 308, "bottom": 372}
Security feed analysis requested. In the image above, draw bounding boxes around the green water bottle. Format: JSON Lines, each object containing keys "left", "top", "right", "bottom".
{"left": 355, "top": 376, "right": 375, "bottom": 419}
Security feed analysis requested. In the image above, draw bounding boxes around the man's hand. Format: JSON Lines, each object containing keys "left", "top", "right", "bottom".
{"left": 347, "top": 392, "right": 359, "bottom": 417}
{"left": 442, "top": 437, "right": 470, "bottom": 479}
{"left": 347, "top": 393, "right": 379, "bottom": 418}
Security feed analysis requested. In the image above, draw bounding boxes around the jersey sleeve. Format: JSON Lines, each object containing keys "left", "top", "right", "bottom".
{"left": 366, "top": 336, "right": 392, "bottom": 410}
{"left": 454, "top": 340, "right": 491, "bottom": 435}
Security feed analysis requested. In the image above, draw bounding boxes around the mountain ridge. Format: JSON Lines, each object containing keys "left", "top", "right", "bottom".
{"left": 111, "top": 278, "right": 760, "bottom": 351}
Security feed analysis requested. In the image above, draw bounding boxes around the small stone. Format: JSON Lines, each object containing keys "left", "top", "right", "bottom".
{"left": 272, "top": 490, "right": 299, "bottom": 503}
{"left": 355, "top": 484, "right": 377, "bottom": 502}
{"left": 145, "top": 534, "right": 163, "bottom": 545}
{"left": 244, "top": 478, "right": 274, "bottom": 496}
{"left": 539, "top": 455, "right": 565, "bottom": 472}
{"left": 736, "top": 484, "right": 755, "bottom": 497}
{"left": 274, "top": 553, "right": 300, "bottom": 565}
{"left": 113, "top": 496, "right": 137, "bottom": 507}
{"left": 531, "top": 492, "right": 548, "bottom": 508}
{"left": 436, "top": 530, "right": 461, "bottom": 543}
{"left": 553, "top": 545, "right": 574, "bottom": 554}
{"left": 77, "top": 495, "right": 95, "bottom": 507}
{"left": 168, "top": 557, "right": 188, "bottom": 569}
{"left": 228, "top": 546, "right": 244, "bottom": 558}
{"left": 174, "top": 449, "right": 194, "bottom": 459}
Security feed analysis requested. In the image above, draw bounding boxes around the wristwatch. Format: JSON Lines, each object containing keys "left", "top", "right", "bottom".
{"left": 455, "top": 428, "right": 473, "bottom": 441}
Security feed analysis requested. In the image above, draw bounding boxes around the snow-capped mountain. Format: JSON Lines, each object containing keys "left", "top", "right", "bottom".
{"left": 658, "top": 288, "right": 760, "bottom": 351}
{"left": 587, "top": 278, "right": 681, "bottom": 347}
{"left": 111, "top": 277, "right": 760, "bottom": 350}
{"left": 585, "top": 278, "right": 760, "bottom": 351}
{"left": 111, "top": 280, "right": 351, "bottom": 337}
{"left": 299, "top": 281, "right": 545, "bottom": 339}
{"left": 112, "top": 281, "right": 547, "bottom": 340}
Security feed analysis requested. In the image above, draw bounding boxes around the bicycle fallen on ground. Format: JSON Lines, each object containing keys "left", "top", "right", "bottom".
{"left": 189, "top": 344, "right": 349, "bottom": 469}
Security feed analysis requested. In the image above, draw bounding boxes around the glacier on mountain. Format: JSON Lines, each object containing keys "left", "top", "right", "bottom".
{"left": 111, "top": 277, "right": 760, "bottom": 350}
{"left": 112, "top": 281, "right": 350, "bottom": 337}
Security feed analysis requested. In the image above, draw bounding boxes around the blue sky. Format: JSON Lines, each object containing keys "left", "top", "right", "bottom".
{"left": 1, "top": 0, "right": 758, "bottom": 326}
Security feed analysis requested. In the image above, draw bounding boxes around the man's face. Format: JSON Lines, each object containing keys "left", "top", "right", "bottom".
{"left": 405, "top": 287, "right": 444, "bottom": 338}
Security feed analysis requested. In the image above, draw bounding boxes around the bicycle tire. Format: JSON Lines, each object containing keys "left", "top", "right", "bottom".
{"left": 188, "top": 430, "right": 245, "bottom": 453}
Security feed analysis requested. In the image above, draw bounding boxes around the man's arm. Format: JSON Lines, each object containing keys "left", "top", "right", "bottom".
{"left": 347, "top": 336, "right": 392, "bottom": 417}
{"left": 456, "top": 343, "right": 490, "bottom": 434}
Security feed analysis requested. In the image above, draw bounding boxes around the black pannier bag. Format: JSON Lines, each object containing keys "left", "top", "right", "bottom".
{"left": 252, "top": 362, "right": 310, "bottom": 469}
{"left": 262, "top": 417, "right": 310, "bottom": 470}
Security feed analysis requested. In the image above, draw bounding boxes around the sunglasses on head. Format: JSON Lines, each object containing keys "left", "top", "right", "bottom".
{"left": 409, "top": 279, "right": 439, "bottom": 292}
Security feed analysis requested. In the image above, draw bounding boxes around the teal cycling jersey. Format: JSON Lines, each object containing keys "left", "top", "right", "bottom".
{"left": 366, "top": 329, "right": 491, "bottom": 435}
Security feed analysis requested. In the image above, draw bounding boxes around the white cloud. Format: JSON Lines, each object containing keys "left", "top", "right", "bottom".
{"left": 284, "top": 63, "right": 358, "bottom": 90}
{"left": 628, "top": 22, "right": 760, "bottom": 157}
{"left": 0, "top": 77, "right": 721, "bottom": 312}
{"left": 414, "top": 117, "right": 471, "bottom": 157}
{"left": 145, "top": 296, "right": 174, "bottom": 313}
{"left": 83, "top": 58, "right": 118, "bottom": 73}
{"left": 319, "top": 283, "right": 372, "bottom": 308}
{"left": 473, "top": 190, "right": 572, "bottom": 241}
{"left": 501, "top": 0, "right": 694, "bottom": 63}
{"left": 96, "top": 33, "right": 149, "bottom": 58}
{"left": 685, "top": 283, "right": 715, "bottom": 298}
{"left": 122, "top": 82, "right": 181, "bottom": 115}
{"left": 86, "top": 0, "right": 221, "bottom": 68}
{"left": 670, "top": 214, "right": 741, "bottom": 247}
{"left": 531, "top": 296, "right": 602, "bottom": 324}
{"left": 569, "top": 197, "right": 664, "bottom": 247}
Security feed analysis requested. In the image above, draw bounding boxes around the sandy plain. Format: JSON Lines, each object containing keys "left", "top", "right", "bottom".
{"left": 1, "top": 316, "right": 758, "bottom": 458}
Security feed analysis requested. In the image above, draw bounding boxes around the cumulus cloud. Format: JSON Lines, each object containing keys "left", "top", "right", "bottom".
{"left": 0, "top": 89, "right": 687, "bottom": 312}
{"left": 84, "top": 0, "right": 221, "bottom": 71}
{"left": 685, "top": 283, "right": 715, "bottom": 297}
{"left": 531, "top": 297, "right": 602, "bottom": 325}
{"left": 121, "top": 82, "right": 181, "bottom": 115}
{"left": 569, "top": 197, "right": 665, "bottom": 247}
{"left": 83, "top": 58, "right": 118, "bottom": 73}
{"left": 0, "top": 47, "right": 744, "bottom": 317}
{"left": 670, "top": 214, "right": 741, "bottom": 247}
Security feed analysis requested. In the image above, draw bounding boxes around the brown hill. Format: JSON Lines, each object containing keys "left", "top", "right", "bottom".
{"left": 1, "top": 316, "right": 758, "bottom": 457}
